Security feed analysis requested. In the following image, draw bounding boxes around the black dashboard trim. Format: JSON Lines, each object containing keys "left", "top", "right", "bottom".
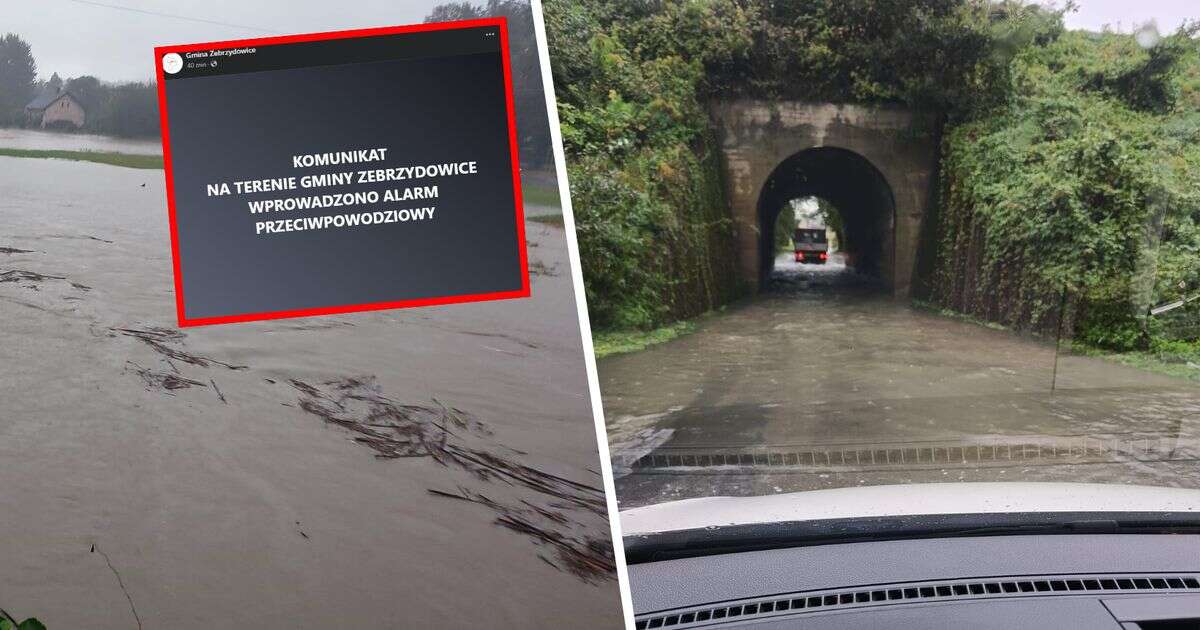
{"left": 625, "top": 511, "right": 1200, "bottom": 563}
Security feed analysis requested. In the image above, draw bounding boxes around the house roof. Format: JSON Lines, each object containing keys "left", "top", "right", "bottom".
{"left": 26, "top": 89, "right": 59, "bottom": 110}
{"left": 26, "top": 89, "right": 82, "bottom": 112}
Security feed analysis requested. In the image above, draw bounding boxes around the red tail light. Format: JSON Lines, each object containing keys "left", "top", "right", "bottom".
{"left": 819, "top": 252, "right": 828, "bottom": 260}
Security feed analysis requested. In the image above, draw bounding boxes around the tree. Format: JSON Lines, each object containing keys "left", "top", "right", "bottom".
{"left": 65, "top": 75, "right": 102, "bottom": 110}
{"left": 46, "top": 71, "right": 62, "bottom": 92}
{"left": 89, "top": 81, "right": 158, "bottom": 137}
{"left": 426, "top": 0, "right": 553, "bottom": 167}
{"left": 773, "top": 201, "right": 796, "bottom": 252}
{"left": 426, "top": 2, "right": 485, "bottom": 22}
{"left": 817, "top": 198, "right": 844, "bottom": 251}
{"left": 0, "top": 33, "right": 36, "bottom": 124}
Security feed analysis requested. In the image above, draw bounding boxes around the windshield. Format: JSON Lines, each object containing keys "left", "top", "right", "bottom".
{"left": 549, "top": 0, "right": 1200, "bottom": 528}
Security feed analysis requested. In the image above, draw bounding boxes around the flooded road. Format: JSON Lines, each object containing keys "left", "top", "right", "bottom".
{"left": 0, "top": 128, "right": 162, "bottom": 155}
{"left": 0, "top": 157, "right": 620, "bottom": 628}
{"left": 602, "top": 254, "right": 1200, "bottom": 508}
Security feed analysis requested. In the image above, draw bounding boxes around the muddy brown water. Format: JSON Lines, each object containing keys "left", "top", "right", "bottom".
{"left": 0, "top": 128, "right": 163, "bottom": 155}
{"left": 0, "top": 157, "right": 621, "bottom": 629}
{"left": 601, "top": 254, "right": 1200, "bottom": 509}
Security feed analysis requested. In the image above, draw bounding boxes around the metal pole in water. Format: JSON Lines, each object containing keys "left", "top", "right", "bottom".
{"left": 1051, "top": 284, "right": 1068, "bottom": 393}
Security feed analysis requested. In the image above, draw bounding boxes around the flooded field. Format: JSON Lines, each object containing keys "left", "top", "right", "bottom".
{"left": 602, "top": 254, "right": 1200, "bottom": 508}
{"left": 0, "top": 128, "right": 162, "bottom": 155}
{"left": 0, "top": 157, "right": 620, "bottom": 628}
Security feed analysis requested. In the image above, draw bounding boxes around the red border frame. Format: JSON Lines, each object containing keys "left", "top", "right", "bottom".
{"left": 154, "top": 18, "right": 529, "bottom": 327}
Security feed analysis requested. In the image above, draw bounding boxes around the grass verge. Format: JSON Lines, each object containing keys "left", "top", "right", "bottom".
{"left": 593, "top": 321, "right": 696, "bottom": 359}
{"left": 522, "top": 183, "right": 562, "bottom": 207}
{"left": 528, "top": 214, "right": 564, "bottom": 227}
{"left": 910, "top": 298, "right": 1009, "bottom": 331}
{"left": 1067, "top": 341, "right": 1200, "bottom": 382}
{"left": 0, "top": 147, "right": 162, "bottom": 170}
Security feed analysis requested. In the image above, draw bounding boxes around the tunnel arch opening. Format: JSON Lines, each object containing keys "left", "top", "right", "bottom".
{"left": 756, "top": 147, "right": 896, "bottom": 288}
{"left": 773, "top": 196, "right": 845, "bottom": 255}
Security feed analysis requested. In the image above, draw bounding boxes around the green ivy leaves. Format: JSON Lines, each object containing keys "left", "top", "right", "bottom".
{"left": 0, "top": 616, "right": 46, "bottom": 630}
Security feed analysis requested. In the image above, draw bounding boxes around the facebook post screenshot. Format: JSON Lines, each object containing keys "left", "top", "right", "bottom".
{"left": 157, "top": 22, "right": 528, "bottom": 325}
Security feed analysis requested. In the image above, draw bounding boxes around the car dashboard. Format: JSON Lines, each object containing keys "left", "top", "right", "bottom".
{"left": 628, "top": 534, "right": 1200, "bottom": 629}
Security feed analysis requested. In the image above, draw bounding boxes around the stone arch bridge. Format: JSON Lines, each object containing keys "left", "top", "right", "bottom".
{"left": 710, "top": 100, "right": 939, "bottom": 297}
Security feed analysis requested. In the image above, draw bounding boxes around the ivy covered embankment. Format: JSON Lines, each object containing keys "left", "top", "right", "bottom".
{"left": 923, "top": 29, "right": 1200, "bottom": 355}
{"left": 544, "top": 0, "right": 1020, "bottom": 332}
{"left": 547, "top": 0, "right": 1200, "bottom": 361}
{"left": 545, "top": 1, "right": 756, "bottom": 330}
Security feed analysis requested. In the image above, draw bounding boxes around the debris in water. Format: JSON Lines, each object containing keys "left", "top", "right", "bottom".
{"left": 112, "top": 326, "right": 183, "bottom": 342}
{"left": 92, "top": 543, "right": 143, "bottom": 630}
{"left": 291, "top": 376, "right": 614, "bottom": 582}
{"left": 114, "top": 326, "right": 248, "bottom": 370}
{"left": 456, "top": 330, "right": 541, "bottom": 349}
{"left": 43, "top": 234, "right": 113, "bottom": 244}
{"left": 0, "top": 269, "right": 65, "bottom": 284}
{"left": 0, "top": 247, "right": 34, "bottom": 255}
{"left": 127, "top": 362, "right": 206, "bottom": 393}
{"left": 529, "top": 260, "right": 560, "bottom": 277}
{"left": 428, "top": 486, "right": 615, "bottom": 583}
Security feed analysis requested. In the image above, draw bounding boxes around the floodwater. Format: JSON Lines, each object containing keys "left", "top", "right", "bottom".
{"left": 0, "top": 128, "right": 162, "bottom": 155}
{"left": 602, "top": 253, "right": 1200, "bottom": 508}
{"left": 0, "top": 157, "right": 621, "bottom": 628}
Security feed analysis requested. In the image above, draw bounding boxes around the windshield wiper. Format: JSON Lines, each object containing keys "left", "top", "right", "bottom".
{"left": 624, "top": 512, "right": 1200, "bottom": 564}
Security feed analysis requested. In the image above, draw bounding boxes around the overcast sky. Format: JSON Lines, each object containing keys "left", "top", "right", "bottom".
{"left": 1060, "top": 0, "right": 1195, "bottom": 33}
{"left": 6, "top": 0, "right": 446, "bottom": 82}
{"left": 3, "top": 0, "right": 1197, "bottom": 83}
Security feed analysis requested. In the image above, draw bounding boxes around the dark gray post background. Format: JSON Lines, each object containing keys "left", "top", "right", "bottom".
{"left": 163, "top": 49, "right": 523, "bottom": 321}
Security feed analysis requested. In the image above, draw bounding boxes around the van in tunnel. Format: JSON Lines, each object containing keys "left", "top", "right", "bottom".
{"left": 793, "top": 227, "right": 828, "bottom": 264}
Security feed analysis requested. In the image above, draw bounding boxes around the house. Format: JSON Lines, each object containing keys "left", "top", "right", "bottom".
{"left": 25, "top": 89, "right": 86, "bottom": 129}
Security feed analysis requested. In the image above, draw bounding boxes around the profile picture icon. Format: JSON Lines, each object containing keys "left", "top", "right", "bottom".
{"left": 162, "top": 52, "right": 183, "bottom": 75}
